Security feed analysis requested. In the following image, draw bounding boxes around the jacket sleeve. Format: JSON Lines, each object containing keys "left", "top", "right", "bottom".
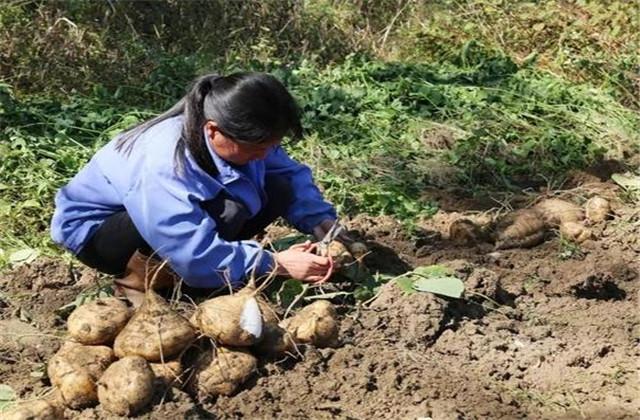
{"left": 122, "top": 163, "right": 274, "bottom": 288}
{"left": 265, "top": 146, "right": 337, "bottom": 233}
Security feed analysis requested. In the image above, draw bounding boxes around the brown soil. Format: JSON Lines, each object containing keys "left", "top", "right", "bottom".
{"left": 1, "top": 181, "right": 638, "bottom": 419}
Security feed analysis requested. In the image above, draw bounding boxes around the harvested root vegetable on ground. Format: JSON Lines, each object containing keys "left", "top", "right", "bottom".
{"left": 252, "top": 295, "right": 295, "bottom": 356}
{"left": 585, "top": 196, "right": 611, "bottom": 223}
{"left": 253, "top": 323, "right": 295, "bottom": 356}
{"left": 114, "top": 290, "right": 195, "bottom": 362}
{"left": 535, "top": 198, "right": 584, "bottom": 227}
{"left": 192, "top": 287, "right": 265, "bottom": 347}
{"left": 47, "top": 342, "right": 115, "bottom": 408}
{"left": 560, "top": 221, "right": 593, "bottom": 243}
{"left": 281, "top": 300, "right": 339, "bottom": 348}
{"left": 150, "top": 359, "right": 183, "bottom": 387}
{"left": 347, "top": 241, "right": 368, "bottom": 259}
{"left": 67, "top": 297, "right": 132, "bottom": 345}
{"left": 190, "top": 347, "right": 257, "bottom": 400}
{"left": 256, "top": 294, "right": 280, "bottom": 326}
{"left": 98, "top": 356, "right": 155, "bottom": 416}
{"left": 3, "top": 399, "right": 62, "bottom": 420}
{"left": 449, "top": 219, "right": 484, "bottom": 245}
{"left": 493, "top": 209, "right": 547, "bottom": 250}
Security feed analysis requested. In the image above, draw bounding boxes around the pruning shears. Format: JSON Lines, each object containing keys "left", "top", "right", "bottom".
{"left": 317, "top": 221, "right": 345, "bottom": 256}
{"left": 297, "top": 220, "right": 345, "bottom": 284}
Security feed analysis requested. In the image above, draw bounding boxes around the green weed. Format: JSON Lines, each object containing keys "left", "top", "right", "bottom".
{"left": 2, "top": 46, "right": 640, "bottom": 268}
{"left": 557, "top": 237, "right": 586, "bottom": 261}
{"left": 1, "top": 2, "right": 639, "bottom": 269}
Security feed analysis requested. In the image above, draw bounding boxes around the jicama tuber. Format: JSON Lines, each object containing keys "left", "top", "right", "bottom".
{"left": 535, "top": 198, "right": 584, "bottom": 227}
{"left": 192, "top": 287, "right": 264, "bottom": 347}
{"left": 150, "top": 359, "right": 183, "bottom": 388}
{"left": 560, "top": 221, "right": 592, "bottom": 243}
{"left": 280, "top": 300, "right": 339, "bottom": 348}
{"left": 47, "top": 342, "right": 115, "bottom": 408}
{"left": 3, "top": 400, "right": 61, "bottom": 420}
{"left": 253, "top": 323, "right": 295, "bottom": 356}
{"left": 347, "top": 242, "right": 368, "bottom": 259}
{"left": 252, "top": 295, "right": 295, "bottom": 356}
{"left": 114, "top": 290, "right": 195, "bottom": 362}
{"left": 97, "top": 356, "right": 155, "bottom": 416}
{"left": 190, "top": 347, "right": 257, "bottom": 400}
{"left": 585, "top": 196, "right": 611, "bottom": 223}
{"left": 493, "top": 209, "right": 546, "bottom": 250}
{"left": 327, "top": 240, "right": 354, "bottom": 267}
{"left": 67, "top": 297, "right": 131, "bottom": 345}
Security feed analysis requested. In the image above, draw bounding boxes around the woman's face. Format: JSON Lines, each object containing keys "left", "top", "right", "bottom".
{"left": 206, "top": 121, "right": 280, "bottom": 166}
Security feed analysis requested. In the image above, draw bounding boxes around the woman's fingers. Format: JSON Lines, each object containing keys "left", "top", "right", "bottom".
{"left": 273, "top": 249, "right": 334, "bottom": 282}
{"left": 289, "top": 240, "right": 313, "bottom": 252}
{"left": 307, "top": 253, "right": 331, "bottom": 266}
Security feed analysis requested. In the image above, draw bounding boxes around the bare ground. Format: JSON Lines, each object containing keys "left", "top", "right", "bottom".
{"left": 1, "top": 179, "right": 638, "bottom": 419}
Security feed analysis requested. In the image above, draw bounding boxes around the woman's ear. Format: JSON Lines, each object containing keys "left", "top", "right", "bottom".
{"left": 204, "top": 120, "right": 219, "bottom": 141}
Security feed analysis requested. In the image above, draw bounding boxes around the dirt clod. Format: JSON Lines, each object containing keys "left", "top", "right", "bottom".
{"left": 368, "top": 282, "right": 446, "bottom": 347}
{"left": 465, "top": 268, "right": 503, "bottom": 301}
{"left": 449, "top": 218, "right": 485, "bottom": 246}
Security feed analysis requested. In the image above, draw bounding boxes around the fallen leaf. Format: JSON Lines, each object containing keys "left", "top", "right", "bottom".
{"left": 413, "top": 276, "right": 465, "bottom": 298}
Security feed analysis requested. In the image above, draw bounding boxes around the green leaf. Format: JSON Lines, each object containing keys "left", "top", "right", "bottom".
{"left": 393, "top": 265, "right": 465, "bottom": 298}
{"left": 276, "top": 279, "right": 305, "bottom": 308}
{"left": 413, "top": 264, "right": 452, "bottom": 277}
{"left": 9, "top": 248, "right": 39, "bottom": 265}
{"left": 0, "top": 384, "right": 16, "bottom": 411}
{"left": 268, "top": 234, "right": 310, "bottom": 252}
{"left": 611, "top": 173, "right": 640, "bottom": 191}
{"left": 413, "top": 276, "right": 464, "bottom": 298}
{"left": 395, "top": 265, "right": 455, "bottom": 295}
{"left": 55, "top": 284, "right": 115, "bottom": 318}
{"left": 395, "top": 276, "right": 416, "bottom": 294}
{"left": 19, "top": 199, "right": 40, "bottom": 209}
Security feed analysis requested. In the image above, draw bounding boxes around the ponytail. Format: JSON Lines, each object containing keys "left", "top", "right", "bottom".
{"left": 177, "top": 75, "right": 223, "bottom": 176}
{"left": 116, "top": 72, "right": 302, "bottom": 177}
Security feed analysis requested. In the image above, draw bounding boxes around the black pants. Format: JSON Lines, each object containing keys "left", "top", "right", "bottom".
{"left": 77, "top": 175, "right": 293, "bottom": 276}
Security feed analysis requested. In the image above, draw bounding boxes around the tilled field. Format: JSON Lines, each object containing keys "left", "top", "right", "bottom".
{"left": 1, "top": 179, "right": 638, "bottom": 419}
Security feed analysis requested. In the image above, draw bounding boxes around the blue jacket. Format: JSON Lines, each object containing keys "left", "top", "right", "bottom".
{"left": 51, "top": 115, "right": 336, "bottom": 288}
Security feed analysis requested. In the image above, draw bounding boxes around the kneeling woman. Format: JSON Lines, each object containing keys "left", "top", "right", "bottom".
{"left": 51, "top": 73, "right": 343, "bottom": 304}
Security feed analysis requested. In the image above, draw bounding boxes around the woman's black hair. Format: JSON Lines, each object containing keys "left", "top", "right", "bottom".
{"left": 116, "top": 72, "right": 303, "bottom": 176}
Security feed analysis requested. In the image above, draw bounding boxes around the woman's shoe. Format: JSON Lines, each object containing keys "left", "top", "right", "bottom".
{"left": 113, "top": 251, "right": 177, "bottom": 307}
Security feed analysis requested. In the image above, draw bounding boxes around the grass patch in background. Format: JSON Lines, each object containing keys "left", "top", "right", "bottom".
{"left": 1, "top": 1, "right": 639, "bottom": 267}
{"left": 2, "top": 47, "right": 639, "bottom": 266}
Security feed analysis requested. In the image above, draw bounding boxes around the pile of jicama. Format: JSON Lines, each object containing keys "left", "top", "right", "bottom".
{"left": 448, "top": 195, "right": 613, "bottom": 249}
{"left": 5, "top": 279, "right": 341, "bottom": 418}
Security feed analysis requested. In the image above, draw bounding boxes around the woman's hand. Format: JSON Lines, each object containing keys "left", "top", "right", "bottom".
{"left": 274, "top": 248, "right": 333, "bottom": 283}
